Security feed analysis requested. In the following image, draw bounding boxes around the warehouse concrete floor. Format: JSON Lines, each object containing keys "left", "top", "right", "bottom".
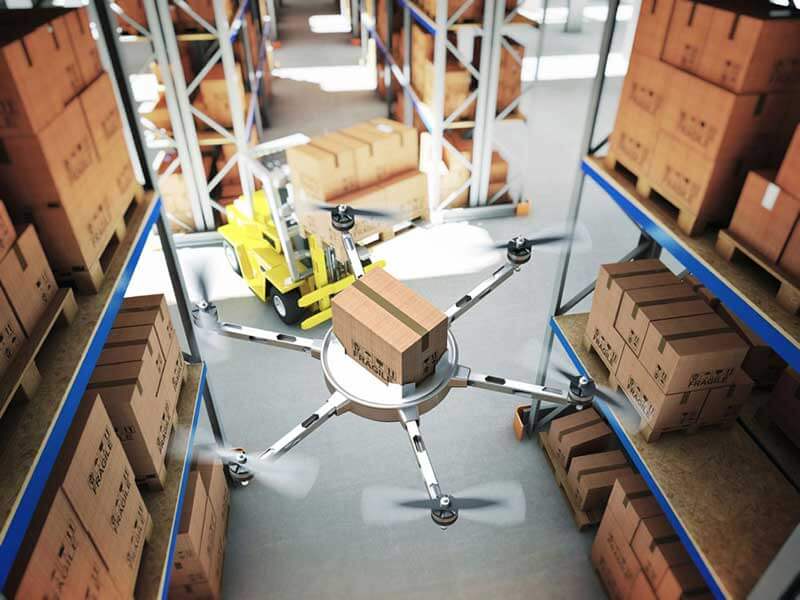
{"left": 127, "top": 1, "right": 670, "bottom": 598}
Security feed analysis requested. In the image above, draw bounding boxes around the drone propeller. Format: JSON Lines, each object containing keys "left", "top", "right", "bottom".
{"left": 547, "top": 355, "right": 628, "bottom": 412}
{"left": 362, "top": 480, "right": 526, "bottom": 527}
{"left": 192, "top": 442, "right": 320, "bottom": 498}
{"left": 311, "top": 203, "right": 398, "bottom": 220}
{"left": 183, "top": 256, "right": 235, "bottom": 361}
{"left": 488, "top": 223, "right": 593, "bottom": 254}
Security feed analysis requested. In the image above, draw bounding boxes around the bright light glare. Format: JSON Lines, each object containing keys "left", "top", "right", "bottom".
{"left": 521, "top": 52, "right": 628, "bottom": 81}
{"left": 272, "top": 65, "right": 376, "bottom": 92}
{"left": 520, "top": 3, "right": 633, "bottom": 25}
{"left": 370, "top": 222, "right": 502, "bottom": 281}
{"left": 308, "top": 14, "right": 352, "bottom": 33}
{"left": 129, "top": 73, "right": 160, "bottom": 102}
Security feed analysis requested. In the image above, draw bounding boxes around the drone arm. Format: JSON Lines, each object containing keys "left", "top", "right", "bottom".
{"left": 214, "top": 321, "right": 323, "bottom": 358}
{"left": 401, "top": 418, "right": 443, "bottom": 500}
{"left": 258, "top": 392, "right": 350, "bottom": 461}
{"left": 464, "top": 369, "right": 573, "bottom": 406}
{"left": 445, "top": 262, "right": 518, "bottom": 324}
{"left": 341, "top": 232, "right": 365, "bottom": 279}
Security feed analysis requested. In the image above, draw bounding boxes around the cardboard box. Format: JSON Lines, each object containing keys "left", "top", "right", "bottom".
{"left": 197, "top": 458, "right": 230, "bottom": 528}
{"left": 0, "top": 15, "right": 83, "bottom": 135}
{"left": 586, "top": 309, "right": 626, "bottom": 376}
{"left": 15, "top": 489, "right": 121, "bottom": 600}
{"left": 631, "top": 515, "right": 687, "bottom": 588}
{"left": 767, "top": 369, "right": 800, "bottom": 448}
{"left": 0, "top": 287, "right": 25, "bottom": 379}
{"left": 287, "top": 132, "right": 361, "bottom": 201}
{"left": 729, "top": 170, "right": 800, "bottom": 262}
{"left": 0, "top": 225, "right": 57, "bottom": 336}
{"left": 639, "top": 313, "right": 748, "bottom": 394}
{"left": 340, "top": 118, "right": 418, "bottom": 182}
{"left": 171, "top": 472, "right": 213, "bottom": 588}
{"left": 778, "top": 219, "right": 800, "bottom": 281}
{"left": 196, "top": 63, "right": 245, "bottom": 129}
{"left": 0, "top": 200, "right": 15, "bottom": 258}
{"left": 65, "top": 8, "right": 103, "bottom": 87}
{"left": 606, "top": 475, "right": 662, "bottom": 544}
{"left": 296, "top": 170, "right": 428, "bottom": 263}
{"left": 655, "top": 562, "right": 711, "bottom": 599}
{"left": 696, "top": 370, "right": 752, "bottom": 427}
{"left": 115, "top": 0, "right": 148, "bottom": 32}
{"left": 54, "top": 394, "right": 150, "bottom": 598}
{"left": 547, "top": 407, "right": 602, "bottom": 451}
{"left": 663, "top": 1, "right": 800, "bottom": 94}
{"left": 118, "top": 293, "right": 176, "bottom": 357}
{"left": 591, "top": 511, "right": 643, "bottom": 600}
{"left": 715, "top": 303, "right": 785, "bottom": 387}
{"left": 332, "top": 267, "right": 447, "bottom": 384}
{"left": 609, "top": 53, "right": 671, "bottom": 176}
{"left": 778, "top": 125, "right": 800, "bottom": 199}
{"left": 161, "top": 331, "right": 186, "bottom": 415}
{"left": 629, "top": 571, "right": 658, "bottom": 600}
{"left": 631, "top": 0, "right": 675, "bottom": 59}
{"left": 566, "top": 450, "right": 631, "bottom": 511}
{"left": 593, "top": 260, "right": 673, "bottom": 328}
{"left": 554, "top": 420, "right": 615, "bottom": 471}
{"left": 615, "top": 282, "right": 708, "bottom": 355}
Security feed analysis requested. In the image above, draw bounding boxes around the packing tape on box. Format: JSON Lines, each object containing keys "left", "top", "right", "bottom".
{"left": 761, "top": 182, "right": 780, "bottom": 211}
{"left": 352, "top": 279, "right": 430, "bottom": 350}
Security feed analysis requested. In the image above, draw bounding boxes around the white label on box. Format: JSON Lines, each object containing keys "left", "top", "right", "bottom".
{"left": 761, "top": 183, "right": 780, "bottom": 211}
{"left": 376, "top": 123, "right": 394, "bottom": 134}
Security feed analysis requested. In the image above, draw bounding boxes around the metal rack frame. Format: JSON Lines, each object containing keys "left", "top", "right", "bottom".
{"left": 532, "top": 1, "right": 800, "bottom": 597}
{"left": 112, "top": 0, "right": 273, "bottom": 231}
{"left": 362, "top": 0, "right": 542, "bottom": 221}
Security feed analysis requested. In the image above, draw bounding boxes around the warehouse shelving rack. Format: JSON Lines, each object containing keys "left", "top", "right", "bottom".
{"left": 361, "top": 0, "right": 542, "bottom": 220}
{"left": 111, "top": 0, "right": 273, "bottom": 232}
{"left": 532, "top": 1, "right": 800, "bottom": 598}
{"left": 0, "top": 2, "right": 227, "bottom": 596}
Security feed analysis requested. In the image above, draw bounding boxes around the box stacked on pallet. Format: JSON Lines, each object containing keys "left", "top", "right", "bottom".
{"left": 6, "top": 394, "right": 151, "bottom": 599}
{"left": 585, "top": 259, "right": 753, "bottom": 442}
{"left": 287, "top": 118, "right": 428, "bottom": 262}
{"left": 170, "top": 459, "right": 230, "bottom": 599}
{"left": 608, "top": 0, "right": 800, "bottom": 236}
{"left": 592, "top": 475, "right": 711, "bottom": 599}
{"left": 0, "top": 9, "right": 139, "bottom": 293}
{"left": 85, "top": 294, "right": 185, "bottom": 490}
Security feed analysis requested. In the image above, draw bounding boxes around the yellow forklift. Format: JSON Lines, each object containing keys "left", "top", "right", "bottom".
{"left": 218, "top": 166, "right": 384, "bottom": 330}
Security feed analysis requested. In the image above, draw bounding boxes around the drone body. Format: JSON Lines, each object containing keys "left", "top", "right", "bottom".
{"left": 192, "top": 206, "right": 611, "bottom": 528}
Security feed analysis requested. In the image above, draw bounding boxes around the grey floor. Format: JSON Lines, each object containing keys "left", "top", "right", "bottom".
{"left": 127, "top": 1, "right": 660, "bottom": 598}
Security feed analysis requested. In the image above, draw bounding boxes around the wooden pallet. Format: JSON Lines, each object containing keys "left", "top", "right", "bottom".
{"left": 0, "top": 288, "right": 78, "bottom": 421}
{"left": 55, "top": 187, "right": 145, "bottom": 294}
{"left": 580, "top": 332, "right": 619, "bottom": 391}
{"left": 605, "top": 153, "right": 708, "bottom": 237}
{"left": 716, "top": 229, "right": 800, "bottom": 315}
{"left": 538, "top": 431, "right": 603, "bottom": 530}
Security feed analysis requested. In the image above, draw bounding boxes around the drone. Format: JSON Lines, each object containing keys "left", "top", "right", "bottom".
{"left": 191, "top": 205, "right": 620, "bottom": 529}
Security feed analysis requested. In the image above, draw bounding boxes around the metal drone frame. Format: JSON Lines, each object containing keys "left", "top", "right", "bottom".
{"left": 193, "top": 206, "right": 602, "bottom": 527}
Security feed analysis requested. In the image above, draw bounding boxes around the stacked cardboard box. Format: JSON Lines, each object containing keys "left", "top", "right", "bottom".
{"left": 8, "top": 395, "right": 151, "bottom": 598}
{"left": 608, "top": 0, "right": 800, "bottom": 235}
{"left": 766, "top": 369, "right": 800, "bottom": 449}
{"left": 157, "top": 150, "right": 217, "bottom": 233}
{"left": 592, "top": 475, "right": 711, "bottom": 599}
{"left": 85, "top": 294, "right": 184, "bottom": 489}
{"left": 170, "top": 459, "right": 230, "bottom": 599}
{"left": 0, "top": 14, "right": 138, "bottom": 287}
{"left": 496, "top": 38, "right": 523, "bottom": 115}
{"left": 192, "top": 63, "right": 249, "bottom": 130}
{"left": 288, "top": 118, "right": 427, "bottom": 262}
{"left": 586, "top": 260, "right": 753, "bottom": 441}
{"left": 547, "top": 408, "right": 617, "bottom": 471}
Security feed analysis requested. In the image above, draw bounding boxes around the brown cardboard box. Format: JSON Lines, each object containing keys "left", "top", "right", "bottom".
{"left": 631, "top": 0, "right": 675, "bottom": 59}
{"left": 615, "top": 283, "right": 708, "bottom": 355}
{"left": 176, "top": 0, "right": 233, "bottom": 31}
{"left": 593, "top": 260, "right": 673, "bottom": 327}
{"left": 778, "top": 125, "right": 800, "bottom": 199}
{"left": 118, "top": 293, "right": 176, "bottom": 357}
{"left": 566, "top": 450, "right": 631, "bottom": 511}
{"left": 715, "top": 303, "right": 785, "bottom": 387}
{"left": 332, "top": 267, "right": 447, "bottom": 384}
{"left": 55, "top": 395, "right": 150, "bottom": 598}
{"left": 629, "top": 571, "right": 658, "bottom": 600}
{"left": 115, "top": 0, "right": 148, "bottom": 32}
{"left": 696, "top": 370, "right": 752, "bottom": 427}
{"left": 609, "top": 53, "right": 671, "bottom": 176}
{"left": 0, "top": 288, "right": 25, "bottom": 380}
{"left": 729, "top": 170, "right": 800, "bottom": 262}
{"left": 591, "top": 511, "right": 643, "bottom": 600}
{"left": 316, "top": 132, "right": 378, "bottom": 189}
{"left": 554, "top": 420, "right": 615, "bottom": 471}
{"left": 618, "top": 346, "right": 709, "bottom": 431}
{"left": 655, "top": 562, "right": 711, "bottom": 599}
{"left": 340, "top": 118, "right": 418, "bottom": 181}
{"left": 171, "top": 472, "right": 213, "bottom": 589}
{"left": 664, "top": 1, "right": 800, "bottom": 94}
{"left": 767, "top": 369, "right": 800, "bottom": 448}
{"left": 606, "top": 475, "right": 662, "bottom": 544}
{"left": 161, "top": 328, "right": 186, "bottom": 414}
{"left": 16, "top": 490, "right": 121, "bottom": 600}
{"left": 196, "top": 64, "right": 245, "bottom": 129}
{"left": 639, "top": 313, "right": 748, "bottom": 394}
{"left": 0, "top": 225, "right": 57, "bottom": 336}
{"left": 65, "top": 8, "right": 103, "bottom": 87}
{"left": 140, "top": 93, "right": 171, "bottom": 131}
{"left": 197, "top": 458, "right": 230, "bottom": 528}
{"left": 586, "top": 309, "right": 626, "bottom": 376}
{"left": 546, "top": 407, "right": 602, "bottom": 451}
{"left": 0, "top": 15, "right": 82, "bottom": 135}
{"left": 778, "top": 220, "right": 800, "bottom": 281}
{"left": 287, "top": 133, "right": 360, "bottom": 201}
{"left": 0, "top": 200, "right": 16, "bottom": 258}
{"left": 296, "top": 170, "right": 428, "bottom": 263}
{"left": 631, "top": 515, "right": 687, "bottom": 588}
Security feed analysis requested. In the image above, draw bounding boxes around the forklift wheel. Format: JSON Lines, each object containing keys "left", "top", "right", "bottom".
{"left": 223, "top": 240, "right": 242, "bottom": 276}
{"left": 271, "top": 288, "right": 304, "bottom": 325}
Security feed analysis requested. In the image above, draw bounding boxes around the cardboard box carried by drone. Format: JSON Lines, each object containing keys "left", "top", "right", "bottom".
{"left": 332, "top": 267, "right": 447, "bottom": 385}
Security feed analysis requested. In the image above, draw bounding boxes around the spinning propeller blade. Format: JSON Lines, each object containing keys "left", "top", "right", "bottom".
{"left": 311, "top": 203, "right": 397, "bottom": 220}
{"left": 489, "top": 223, "right": 593, "bottom": 254}
{"left": 361, "top": 481, "right": 526, "bottom": 527}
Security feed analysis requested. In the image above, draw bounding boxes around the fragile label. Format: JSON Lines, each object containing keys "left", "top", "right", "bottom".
{"left": 87, "top": 427, "right": 114, "bottom": 495}
{"left": 761, "top": 183, "right": 780, "bottom": 211}
{"left": 52, "top": 519, "right": 79, "bottom": 592}
{"left": 110, "top": 469, "right": 132, "bottom": 534}
{"left": 591, "top": 327, "right": 619, "bottom": 370}
{"left": 351, "top": 340, "right": 396, "bottom": 383}
{"left": 624, "top": 375, "right": 655, "bottom": 421}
